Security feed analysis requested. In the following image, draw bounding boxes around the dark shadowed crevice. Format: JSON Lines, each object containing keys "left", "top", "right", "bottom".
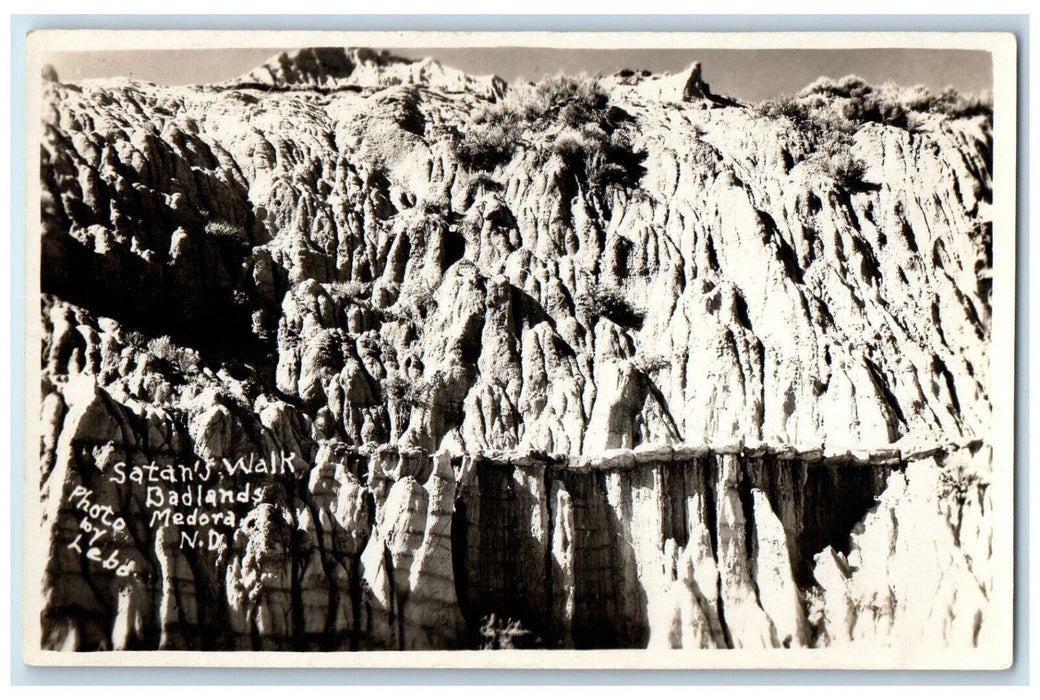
{"left": 450, "top": 494, "right": 472, "bottom": 632}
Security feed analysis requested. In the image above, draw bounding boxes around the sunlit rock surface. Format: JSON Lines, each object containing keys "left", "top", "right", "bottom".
{"left": 37, "top": 51, "right": 994, "bottom": 652}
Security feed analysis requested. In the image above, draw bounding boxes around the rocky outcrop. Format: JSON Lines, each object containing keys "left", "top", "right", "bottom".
{"left": 224, "top": 47, "right": 508, "bottom": 100}
{"left": 38, "top": 337, "right": 993, "bottom": 651}
{"left": 36, "top": 51, "right": 995, "bottom": 653}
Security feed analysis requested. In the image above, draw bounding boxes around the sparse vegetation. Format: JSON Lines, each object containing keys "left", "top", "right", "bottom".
{"left": 388, "top": 280, "right": 438, "bottom": 325}
{"left": 574, "top": 283, "right": 645, "bottom": 329}
{"left": 756, "top": 75, "right": 990, "bottom": 189}
{"left": 900, "top": 85, "right": 992, "bottom": 119}
{"left": 124, "top": 329, "right": 146, "bottom": 349}
{"left": 455, "top": 105, "right": 524, "bottom": 170}
{"left": 766, "top": 75, "right": 990, "bottom": 129}
{"left": 384, "top": 372, "right": 431, "bottom": 411}
{"left": 791, "top": 75, "right": 909, "bottom": 129}
{"left": 827, "top": 150, "right": 868, "bottom": 190}
{"left": 465, "top": 170, "right": 503, "bottom": 194}
{"left": 632, "top": 351, "right": 672, "bottom": 374}
{"left": 383, "top": 372, "right": 410, "bottom": 404}
{"left": 453, "top": 75, "right": 645, "bottom": 187}
{"left": 147, "top": 335, "right": 176, "bottom": 361}
{"left": 479, "top": 614, "right": 541, "bottom": 650}
{"left": 327, "top": 280, "right": 372, "bottom": 301}
{"left": 205, "top": 219, "right": 249, "bottom": 247}
{"left": 146, "top": 335, "right": 201, "bottom": 375}
{"left": 175, "top": 347, "right": 202, "bottom": 375}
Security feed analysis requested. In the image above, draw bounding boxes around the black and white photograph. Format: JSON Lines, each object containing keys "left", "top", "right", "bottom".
{"left": 23, "top": 30, "right": 1017, "bottom": 668}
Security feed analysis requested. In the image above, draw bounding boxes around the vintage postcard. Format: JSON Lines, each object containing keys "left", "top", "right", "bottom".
{"left": 22, "top": 29, "right": 1017, "bottom": 669}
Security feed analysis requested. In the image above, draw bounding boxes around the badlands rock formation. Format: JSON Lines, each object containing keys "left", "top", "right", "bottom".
{"left": 37, "top": 49, "right": 995, "bottom": 653}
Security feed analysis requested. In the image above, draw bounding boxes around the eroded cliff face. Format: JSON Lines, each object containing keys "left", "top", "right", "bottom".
{"left": 37, "top": 49, "right": 994, "bottom": 652}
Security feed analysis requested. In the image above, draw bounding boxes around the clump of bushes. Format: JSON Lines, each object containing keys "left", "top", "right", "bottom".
{"left": 327, "top": 280, "right": 371, "bottom": 301}
{"left": 632, "top": 351, "right": 672, "bottom": 374}
{"left": 547, "top": 124, "right": 644, "bottom": 189}
{"left": 205, "top": 219, "right": 249, "bottom": 247}
{"left": 383, "top": 372, "right": 431, "bottom": 411}
{"left": 455, "top": 107, "right": 521, "bottom": 170}
{"left": 827, "top": 150, "right": 868, "bottom": 190}
{"left": 454, "top": 75, "right": 644, "bottom": 187}
{"left": 124, "top": 329, "right": 146, "bottom": 349}
{"left": 900, "top": 85, "right": 992, "bottom": 119}
{"left": 759, "top": 75, "right": 992, "bottom": 134}
{"left": 146, "top": 335, "right": 176, "bottom": 363}
{"left": 790, "top": 75, "right": 909, "bottom": 129}
{"left": 757, "top": 75, "right": 990, "bottom": 189}
{"left": 574, "top": 283, "right": 645, "bottom": 329}
{"left": 391, "top": 280, "right": 438, "bottom": 324}
{"left": 146, "top": 335, "right": 201, "bottom": 375}
{"left": 769, "top": 75, "right": 990, "bottom": 129}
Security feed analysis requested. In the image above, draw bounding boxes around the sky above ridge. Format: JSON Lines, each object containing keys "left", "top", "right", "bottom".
{"left": 42, "top": 46, "right": 992, "bottom": 103}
